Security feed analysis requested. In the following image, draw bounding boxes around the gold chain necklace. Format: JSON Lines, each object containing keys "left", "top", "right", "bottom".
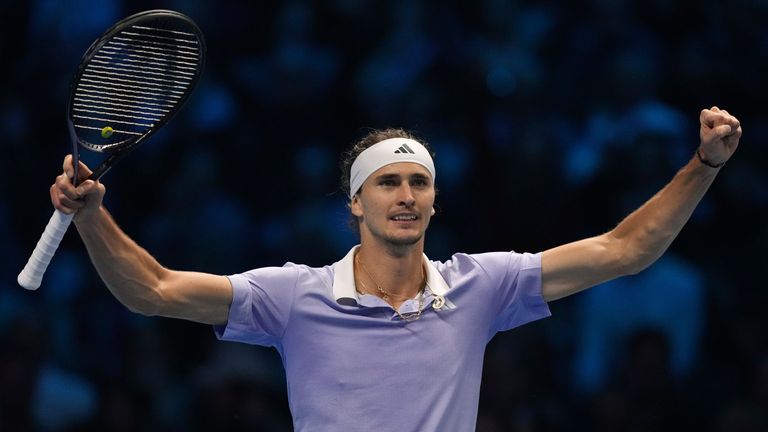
{"left": 355, "top": 254, "right": 426, "bottom": 322}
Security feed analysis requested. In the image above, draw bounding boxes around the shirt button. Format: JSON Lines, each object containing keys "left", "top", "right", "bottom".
{"left": 432, "top": 295, "right": 445, "bottom": 310}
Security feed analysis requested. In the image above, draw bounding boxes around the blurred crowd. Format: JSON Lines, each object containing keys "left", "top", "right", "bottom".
{"left": 1, "top": 0, "right": 767, "bottom": 430}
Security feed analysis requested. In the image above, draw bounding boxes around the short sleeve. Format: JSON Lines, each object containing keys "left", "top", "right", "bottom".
{"left": 492, "top": 252, "right": 549, "bottom": 332}
{"left": 213, "top": 265, "right": 299, "bottom": 347}
{"left": 463, "top": 251, "right": 550, "bottom": 334}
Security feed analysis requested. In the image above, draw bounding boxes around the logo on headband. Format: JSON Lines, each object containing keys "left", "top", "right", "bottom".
{"left": 393, "top": 143, "right": 415, "bottom": 154}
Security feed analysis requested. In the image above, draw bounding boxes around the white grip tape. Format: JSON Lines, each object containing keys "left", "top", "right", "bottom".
{"left": 17, "top": 209, "right": 74, "bottom": 290}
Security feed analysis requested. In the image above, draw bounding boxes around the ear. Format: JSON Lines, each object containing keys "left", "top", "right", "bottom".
{"left": 350, "top": 195, "right": 364, "bottom": 217}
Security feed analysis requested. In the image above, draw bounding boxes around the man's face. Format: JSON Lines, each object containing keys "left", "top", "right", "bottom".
{"left": 351, "top": 162, "right": 436, "bottom": 248}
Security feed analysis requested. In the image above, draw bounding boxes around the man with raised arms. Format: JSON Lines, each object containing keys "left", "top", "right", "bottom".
{"left": 50, "top": 107, "right": 741, "bottom": 431}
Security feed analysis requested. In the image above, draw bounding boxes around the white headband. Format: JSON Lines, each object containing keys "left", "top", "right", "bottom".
{"left": 349, "top": 138, "right": 436, "bottom": 198}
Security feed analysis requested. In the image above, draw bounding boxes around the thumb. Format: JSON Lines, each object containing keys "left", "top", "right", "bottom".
{"left": 713, "top": 124, "right": 732, "bottom": 138}
{"left": 75, "top": 180, "right": 101, "bottom": 198}
{"left": 63, "top": 154, "right": 76, "bottom": 178}
{"left": 74, "top": 160, "right": 95, "bottom": 185}
{"left": 75, "top": 179, "right": 96, "bottom": 197}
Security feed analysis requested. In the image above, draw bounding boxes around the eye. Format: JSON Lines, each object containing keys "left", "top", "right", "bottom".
{"left": 412, "top": 178, "right": 429, "bottom": 187}
{"left": 379, "top": 179, "right": 396, "bottom": 187}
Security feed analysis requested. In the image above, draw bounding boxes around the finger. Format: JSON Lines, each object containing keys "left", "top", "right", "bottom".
{"left": 74, "top": 179, "right": 98, "bottom": 198}
{"left": 700, "top": 109, "right": 710, "bottom": 124}
{"left": 732, "top": 125, "right": 743, "bottom": 139}
{"left": 63, "top": 154, "right": 75, "bottom": 178}
{"left": 50, "top": 184, "right": 78, "bottom": 214}
{"left": 702, "top": 110, "right": 739, "bottom": 130}
{"left": 55, "top": 171, "right": 75, "bottom": 191}
{"left": 713, "top": 124, "right": 732, "bottom": 138}
{"left": 700, "top": 109, "right": 718, "bottom": 127}
{"left": 59, "top": 194, "right": 86, "bottom": 210}
{"left": 724, "top": 114, "right": 740, "bottom": 130}
{"left": 62, "top": 154, "right": 95, "bottom": 183}
{"left": 55, "top": 173, "right": 81, "bottom": 201}
{"left": 712, "top": 113, "right": 740, "bottom": 131}
{"left": 76, "top": 160, "right": 93, "bottom": 178}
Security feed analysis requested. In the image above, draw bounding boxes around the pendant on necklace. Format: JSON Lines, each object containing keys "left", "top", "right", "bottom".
{"left": 432, "top": 295, "right": 446, "bottom": 310}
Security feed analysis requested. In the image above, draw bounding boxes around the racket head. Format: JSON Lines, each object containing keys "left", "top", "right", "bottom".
{"left": 67, "top": 10, "right": 206, "bottom": 158}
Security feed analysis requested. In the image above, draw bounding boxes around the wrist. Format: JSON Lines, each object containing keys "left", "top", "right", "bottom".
{"left": 696, "top": 147, "right": 726, "bottom": 169}
{"left": 73, "top": 205, "right": 107, "bottom": 227}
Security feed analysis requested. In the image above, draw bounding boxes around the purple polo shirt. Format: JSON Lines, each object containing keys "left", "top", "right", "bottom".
{"left": 214, "top": 246, "right": 550, "bottom": 431}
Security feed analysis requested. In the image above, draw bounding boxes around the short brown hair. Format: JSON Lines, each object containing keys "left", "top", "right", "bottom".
{"left": 339, "top": 128, "right": 435, "bottom": 233}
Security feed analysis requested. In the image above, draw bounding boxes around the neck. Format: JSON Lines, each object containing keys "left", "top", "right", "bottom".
{"left": 355, "top": 241, "right": 425, "bottom": 302}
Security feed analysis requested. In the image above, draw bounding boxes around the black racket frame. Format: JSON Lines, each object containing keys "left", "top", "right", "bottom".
{"left": 68, "top": 9, "right": 206, "bottom": 184}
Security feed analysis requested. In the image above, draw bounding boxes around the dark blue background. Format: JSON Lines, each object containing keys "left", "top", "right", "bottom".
{"left": 2, "top": 0, "right": 766, "bottom": 430}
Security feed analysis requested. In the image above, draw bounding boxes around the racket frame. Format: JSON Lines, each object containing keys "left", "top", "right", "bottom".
{"left": 18, "top": 9, "right": 206, "bottom": 290}
{"left": 69, "top": 9, "right": 206, "bottom": 184}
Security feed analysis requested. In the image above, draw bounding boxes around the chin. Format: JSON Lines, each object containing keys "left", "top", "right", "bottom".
{"left": 360, "top": 221, "right": 428, "bottom": 247}
{"left": 384, "top": 231, "right": 424, "bottom": 246}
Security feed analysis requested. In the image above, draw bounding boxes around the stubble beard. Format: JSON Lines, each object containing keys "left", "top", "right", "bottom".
{"left": 361, "top": 219, "right": 427, "bottom": 254}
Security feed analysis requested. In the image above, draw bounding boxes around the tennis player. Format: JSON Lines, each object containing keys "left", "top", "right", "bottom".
{"left": 51, "top": 106, "right": 741, "bottom": 431}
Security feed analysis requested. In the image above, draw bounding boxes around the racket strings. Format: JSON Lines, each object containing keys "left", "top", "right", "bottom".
{"left": 80, "top": 73, "right": 187, "bottom": 95}
{"left": 99, "top": 45, "right": 198, "bottom": 65}
{"left": 88, "top": 59, "right": 196, "bottom": 78}
{"left": 92, "top": 53, "right": 198, "bottom": 71}
{"left": 111, "top": 36, "right": 198, "bottom": 55}
{"left": 85, "top": 64, "right": 193, "bottom": 87}
{"left": 73, "top": 96, "right": 171, "bottom": 113}
{"left": 72, "top": 19, "right": 202, "bottom": 149}
{"left": 75, "top": 88, "right": 175, "bottom": 108}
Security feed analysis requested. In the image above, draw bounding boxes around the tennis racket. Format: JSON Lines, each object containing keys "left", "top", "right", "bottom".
{"left": 18, "top": 10, "right": 206, "bottom": 290}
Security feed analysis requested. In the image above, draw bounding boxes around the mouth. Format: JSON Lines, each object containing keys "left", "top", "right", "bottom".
{"left": 390, "top": 213, "right": 419, "bottom": 223}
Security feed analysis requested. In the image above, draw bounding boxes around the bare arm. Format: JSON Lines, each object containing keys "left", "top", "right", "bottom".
{"left": 52, "top": 156, "right": 232, "bottom": 325}
{"left": 541, "top": 107, "right": 742, "bottom": 302}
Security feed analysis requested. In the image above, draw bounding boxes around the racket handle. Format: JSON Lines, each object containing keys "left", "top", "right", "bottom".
{"left": 18, "top": 209, "right": 75, "bottom": 290}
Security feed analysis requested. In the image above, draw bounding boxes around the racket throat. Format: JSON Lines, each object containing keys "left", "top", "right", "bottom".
{"left": 90, "top": 152, "right": 126, "bottom": 180}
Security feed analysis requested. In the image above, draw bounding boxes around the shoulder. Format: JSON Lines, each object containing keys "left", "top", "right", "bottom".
{"left": 432, "top": 251, "right": 541, "bottom": 277}
{"left": 232, "top": 262, "right": 335, "bottom": 293}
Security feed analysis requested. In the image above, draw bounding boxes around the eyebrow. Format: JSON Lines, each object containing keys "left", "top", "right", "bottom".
{"left": 373, "top": 173, "right": 431, "bottom": 182}
{"left": 373, "top": 173, "right": 400, "bottom": 181}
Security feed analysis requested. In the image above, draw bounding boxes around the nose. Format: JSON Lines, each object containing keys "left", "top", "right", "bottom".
{"left": 397, "top": 183, "right": 416, "bottom": 207}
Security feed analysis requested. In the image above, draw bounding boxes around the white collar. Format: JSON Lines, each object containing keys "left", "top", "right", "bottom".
{"left": 332, "top": 245, "right": 450, "bottom": 306}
